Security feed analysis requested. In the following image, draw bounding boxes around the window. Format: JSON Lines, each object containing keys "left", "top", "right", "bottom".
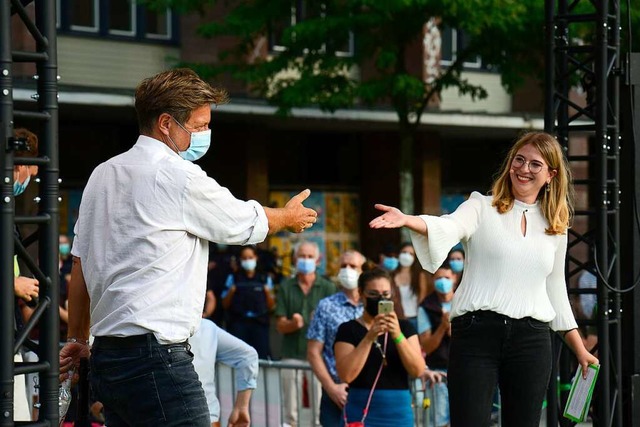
{"left": 69, "top": 0, "right": 99, "bottom": 32}
{"left": 108, "top": 0, "right": 136, "bottom": 36}
{"left": 58, "top": 0, "right": 176, "bottom": 43}
{"left": 146, "top": 9, "right": 171, "bottom": 39}
{"left": 440, "top": 27, "right": 483, "bottom": 70}
{"left": 268, "top": 1, "right": 353, "bottom": 57}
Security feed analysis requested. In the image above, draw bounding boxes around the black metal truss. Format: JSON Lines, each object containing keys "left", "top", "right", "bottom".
{"left": 1, "top": 0, "right": 60, "bottom": 425}
{"left": 545, "top": 0, "right": 623, "bottom": 426}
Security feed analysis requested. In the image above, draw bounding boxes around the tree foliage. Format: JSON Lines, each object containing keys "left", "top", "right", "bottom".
{"left": 147, "top": 0, "right": 550, "bottom": 123}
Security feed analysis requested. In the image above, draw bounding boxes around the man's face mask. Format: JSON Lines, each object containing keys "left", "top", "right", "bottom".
{"left": 296, "top": 257, "right": 316, "bottom": 274}
{"left": 169, "top": 116, "right": 212, "bottom": 162}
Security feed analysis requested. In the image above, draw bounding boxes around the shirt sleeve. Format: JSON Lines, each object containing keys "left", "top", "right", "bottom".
{"left": 215, "top": 326, "right": 259, "bottom": 391}
{"left": 547, "top": 233, "right": 579, "bottom": 331}
{"left": 410, "top": 191, "right": 484, "bottom": 273}
{"left": 220, "top": 273, "right": 235, "bottom": 298}
{"left": 417, "top": 306, "right": 432, "bottom": 335}
{"left": 306, "top": 299, "right": 326, "bottom": 342}
{"left": 334, "top": 321, "right": 357, "bottom": 347}
{"left": 400, "top": 319, "right": 417, "bottom": 338}
{"left": 182, "top": 170, "right": 269, "bottom": 245}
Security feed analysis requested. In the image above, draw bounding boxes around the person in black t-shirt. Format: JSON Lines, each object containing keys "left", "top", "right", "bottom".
{"left": 334, "top": 268, "right": 442, "bottom": 427}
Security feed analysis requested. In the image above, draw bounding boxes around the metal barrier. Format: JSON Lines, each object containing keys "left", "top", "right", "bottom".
{"left": 214, "top": 359, "right": 451, "bottom": 427}
{"left": 216, "top": 359, "right": 321, "bottom": 427}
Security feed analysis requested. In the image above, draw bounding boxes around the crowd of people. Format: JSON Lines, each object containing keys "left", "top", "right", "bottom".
{"left": 9, "top": 67, "right": 598, "bottom": 427}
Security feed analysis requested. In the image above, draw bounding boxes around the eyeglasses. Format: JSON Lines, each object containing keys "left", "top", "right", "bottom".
{"left": 511, "top": 155, "right": 547, "bottom": 174}
{"left": 363, "top": 291, "right": 392, "bottom": 299}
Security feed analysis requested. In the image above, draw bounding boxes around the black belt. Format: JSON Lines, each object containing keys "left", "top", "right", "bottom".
{"left": 93, "top": 333, "right": 191, "bottom": 350}
{"left": 92, "top": 333, "right": 156, "bottom": 349}
{"left": 463, "top": 310, "right": 541, "bottom": 323}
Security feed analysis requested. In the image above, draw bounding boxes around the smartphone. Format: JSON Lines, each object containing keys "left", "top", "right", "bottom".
{"left": 378, "top": 300, "right": 394, "bottom": 315}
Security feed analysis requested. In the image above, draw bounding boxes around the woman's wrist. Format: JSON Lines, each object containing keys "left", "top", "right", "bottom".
{"left": 393, "top": 333, "right": 406, "bottom": 344}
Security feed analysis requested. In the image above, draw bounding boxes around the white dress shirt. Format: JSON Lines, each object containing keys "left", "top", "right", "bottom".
{"left": 410, "top": 191, "right": 578, "bottom": 331}
{"left": 71, "top": 135, "right": 269, "bottom": 343}
{"left": 190, "top": 318, "right": 259, "bottom": 422}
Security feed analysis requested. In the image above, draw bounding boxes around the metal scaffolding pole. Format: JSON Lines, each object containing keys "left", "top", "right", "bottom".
{"left": 545, "top": 0, "right": 623, "bottom": 426}
{"left": 0, "top": 0, "right": 60, "bottom": 425}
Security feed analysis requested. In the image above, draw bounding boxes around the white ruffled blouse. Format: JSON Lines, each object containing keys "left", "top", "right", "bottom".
{"left": 410, "top": 191, "right": 578, "bottom": 331}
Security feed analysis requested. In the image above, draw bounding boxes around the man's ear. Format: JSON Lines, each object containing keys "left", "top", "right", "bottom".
{"left": 157, "top": 113, "right": 173, "bottom": 136}
{"left": 14, "top": 164, "right": 27, "bottom": 181}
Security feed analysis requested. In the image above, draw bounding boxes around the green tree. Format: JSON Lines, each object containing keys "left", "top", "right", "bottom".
{"left": 147, "top": 0, "right": 636, "bottom": 220}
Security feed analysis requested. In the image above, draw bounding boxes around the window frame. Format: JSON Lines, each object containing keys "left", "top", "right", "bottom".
{"left": 68, "top": 0, "right": 100, "bottom": 33}
{"left": 440, "top": 27, "right": 484, "bottom": 70}
{"left": 57, "top": 0, "right": 178, "bottom": 45}
{"left": 107, "top": 0, "right": 137, "bottom": 37}
{"left": 268, "top": 1, "right": 354, "bottom": 58}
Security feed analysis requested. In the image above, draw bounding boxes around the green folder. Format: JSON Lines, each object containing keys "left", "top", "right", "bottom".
{"left": 563, "top": 363, "right": 600, "bottom": 422}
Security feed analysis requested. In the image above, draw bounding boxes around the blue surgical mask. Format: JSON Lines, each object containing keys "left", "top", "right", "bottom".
{"left": 59, "top": 243, "right": 71, "bottom": 257}
{"left": 441, "top": 301, "right": 452, "bottom": 313}
{"left": 241, "top": 259, "right": 257, "bottom": 271}
{"left": 434, "top": 277, "right": 453, "bottom": 294}
{"left": 296, "top": 257, "right": 316, "bottom": 274}
{"left": 170, "top": 117, "right": 212, "bottom": 161}
{"left": 450, "top": 260, "right": 464, "bottom": 273}
{"left": 382, "top": 256, "right": 399, "bottom": 271}
{"left": 13, "top": 175, "right": 30, "bottom": 196}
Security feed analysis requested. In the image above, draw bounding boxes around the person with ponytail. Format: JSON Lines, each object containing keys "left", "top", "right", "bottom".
{"left": 369, "top": 131, "right": 599, "bottom": 427}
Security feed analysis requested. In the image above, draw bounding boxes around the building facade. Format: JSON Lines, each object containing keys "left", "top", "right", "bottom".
{"left": 13, "top": 2, "right": 569, "bottom": 277}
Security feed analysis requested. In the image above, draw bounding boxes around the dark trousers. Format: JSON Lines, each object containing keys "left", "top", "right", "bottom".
{"left": 448, "top": 311, "right": 552, "bottom": 427}
{"left": 228, "top": 318, "right": 271, "bottom": 359}
{"left": 90, "top": 334, "right": 210, "bottom": 427}
{"left": 320, "top": 389, "right": 344, "bottom": 427}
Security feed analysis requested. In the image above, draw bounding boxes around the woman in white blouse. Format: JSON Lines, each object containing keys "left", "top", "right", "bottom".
{"left": 369, "top": 131, "right": 598, "bottom": 427}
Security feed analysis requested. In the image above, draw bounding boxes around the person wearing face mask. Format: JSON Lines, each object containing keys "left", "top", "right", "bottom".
{"left": 334, "top": 268, "right": 442, "bottom": 427}
{"left": 378, "top": 242, "right": 400, "bottom": 272}
{"left": 221, "top": 245, "right": 274, "bottom": 359}
{"left": 59, "top": 68, "right": 319, "bottom": 427}
{"left": 417, "top": 261, "right": 456, "bottom": 427}
{"left": 369, "top": 131, "right": 599, "bottom": 427}
{"left": 392, "top": 242, "right": 429, "bottom": 330}
{"left": 306, "top": 249, "right": 366, "bottom": 426}
{"left": 275, "top": 240, "right": 337, "bottom": 427}
{"left": 447, "top": 247, "right": 465, "bottom": 290}
{"left": 10, "top": 128, "right": 40, "bottom": 422}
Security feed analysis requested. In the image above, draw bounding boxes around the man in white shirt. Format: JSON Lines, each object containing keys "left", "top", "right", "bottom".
{"left": 59, "top": 68, "right": 318, "bottom": 427}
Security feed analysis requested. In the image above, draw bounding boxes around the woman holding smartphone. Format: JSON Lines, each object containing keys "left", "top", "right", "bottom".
{"left": 334, "top": 268, "right": 439, "bottom": 427}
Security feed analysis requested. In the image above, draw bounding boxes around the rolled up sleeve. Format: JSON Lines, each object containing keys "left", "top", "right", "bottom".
{"left": 183, "top": 172, "right": 268, "bottom": 245}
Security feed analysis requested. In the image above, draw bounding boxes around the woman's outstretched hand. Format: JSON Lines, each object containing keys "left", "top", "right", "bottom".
{"left": 369, "top": 204, "right": 406, "bottom": 229}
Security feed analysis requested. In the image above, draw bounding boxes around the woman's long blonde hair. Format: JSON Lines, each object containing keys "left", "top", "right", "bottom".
{"left": 491, "top": 131, "right": 574, "bottom": 235}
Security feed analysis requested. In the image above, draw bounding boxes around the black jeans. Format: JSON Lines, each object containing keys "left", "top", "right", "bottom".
{"left": 90, "top": 334, "right": 210, "bottom": 427}
{"left": 448, "top": 311, "right": 552, "bottom": 427}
